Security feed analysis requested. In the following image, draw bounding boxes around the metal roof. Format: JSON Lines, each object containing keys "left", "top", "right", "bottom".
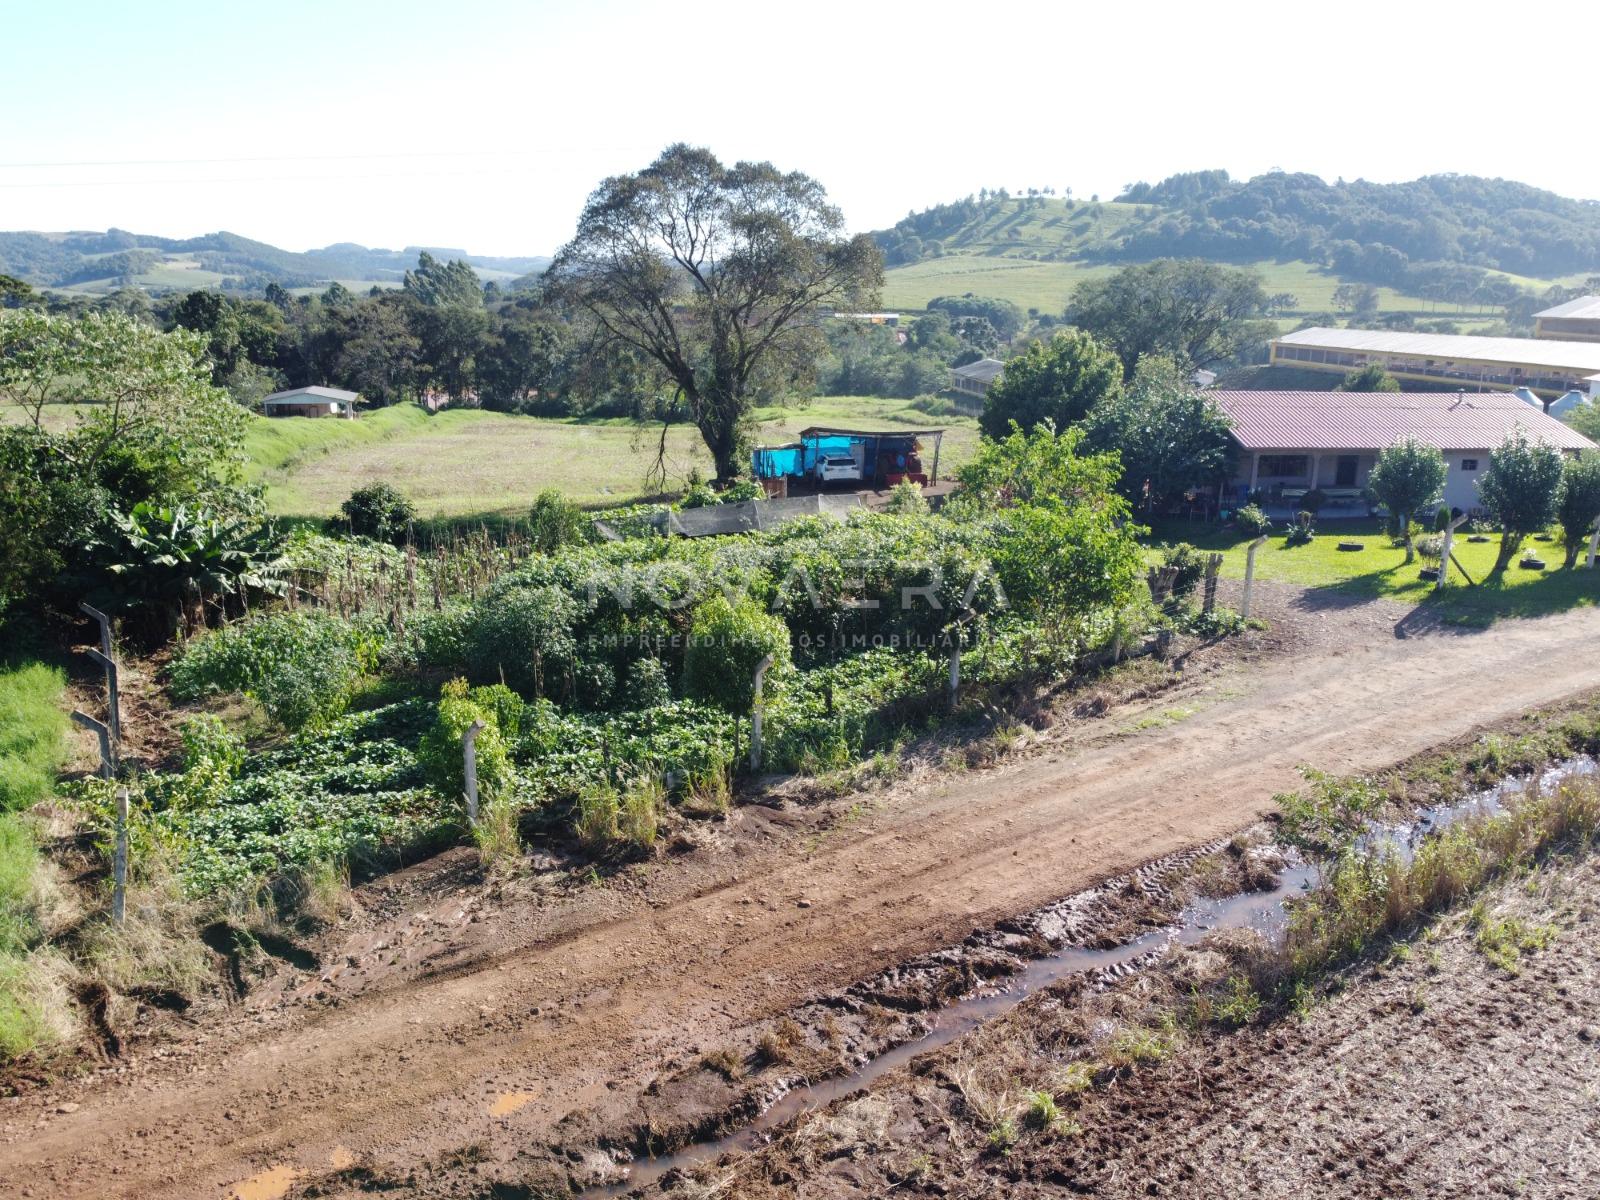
{"left": 796, "top": 426, "right": 945, "bottom": 440}
{"left": 951, "top": 357, "right": 1005, "bottom": 383}
{"left": 263, "top": 385, "right": 360, "bottom": 403}
{"left": 1534, "top": 296, "right": 1600, "bottom": 321}
{"left": 1274, "top": 327, "right": 1600, "bottom": 375}
{"left": 1210, "top": 390, "right": 1597, "bottom": 453}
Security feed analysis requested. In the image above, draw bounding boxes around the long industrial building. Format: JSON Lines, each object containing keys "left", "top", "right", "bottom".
{"left": 1534, "top": 296, "right": 1600, "bottom": 342}
{"left": 1269, "top": 327, "right": 1600, "bottom": 399}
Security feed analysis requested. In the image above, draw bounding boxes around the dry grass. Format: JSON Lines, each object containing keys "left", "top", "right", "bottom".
{"left": 471, "top": 789, "right": 521, "bottom": 870}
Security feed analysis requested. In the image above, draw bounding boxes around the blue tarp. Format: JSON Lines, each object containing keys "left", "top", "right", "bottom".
{"left": 752, "top": 437, "right": 856, "bottom": 479}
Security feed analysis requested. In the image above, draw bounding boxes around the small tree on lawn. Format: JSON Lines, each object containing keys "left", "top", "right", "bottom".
{"left": 1478, "top": 431, "right": 1565, "bottom": 571}
{"left": 1366, "top": 438, "right": 1446, "bottom": 563}
{"left": 1556, "top": 454, "right": 1600, "bottom": 567}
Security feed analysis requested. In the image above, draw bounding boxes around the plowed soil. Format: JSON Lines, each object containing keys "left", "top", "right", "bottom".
{"left": 5, "top": 583, "right": 1600, "bottom": 1199}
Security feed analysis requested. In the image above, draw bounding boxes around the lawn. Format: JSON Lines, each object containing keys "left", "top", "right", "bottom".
{"left": 1146, "top": 518, "right": 1600, "bottom": 626}
{"left": 246, "top": 396, "right": 981, "bottom": 519}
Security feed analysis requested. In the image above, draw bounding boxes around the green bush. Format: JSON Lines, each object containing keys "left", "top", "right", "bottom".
{"left": 528, "top": 488, "right": 589, "bottom": 554}
{"left": 1234, "top": 503, "right": 1271, "bottom": 537}
{"left": 720, "top": 480, "right": 763, "bottom": 504}
{"left": 883, "top": 479, "right": 929, "bottom": 515}
{"left": 466, "top": 584, "right": 580, "bottom": 697}
{"left": 680, "top": 481, "right": 721, "bottom": 509}
{"left": 340, "top": 481, "right": 415, "bottom": 544}
{"left": 417, "top": 680, "right": 510, "bottom": 803}
{"left": 0, "top": 663, "right": 67, "bottom": 813}
{"left": 171, "top": 612, "right": 380, "bottom": 731}
{"left": 624, "top": 658, "right": 672, "bottom": 710}
{"left": 1158, "top": 543, "right": 1206, "bottom": 600}
{"left": 683, "top": 594, "right": 792, "bottom": 714}
{"left": 179, "top": 714, "right": 245, "bottom": 778}
{"left": 467, "top": 683, "right": 524, "bottom": 740}
{"left": 1433, "top": 505, "right": 1452, "bottom": 532}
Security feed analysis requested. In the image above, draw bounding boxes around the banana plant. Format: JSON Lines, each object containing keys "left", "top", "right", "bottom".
{"left": 103, "top": 501, "right": 288, "bottom": 637}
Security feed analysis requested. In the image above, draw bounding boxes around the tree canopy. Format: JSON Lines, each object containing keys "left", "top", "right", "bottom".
{"left": 1079, "top": 356, "right": 1235, "bottom": 512}
{"left": 1065, "top": 259, "right": 1271, "bottom": 377}
{"left": 547, "top": 144, "right": 883, "bottom": 481}
{"left": 979, "top": 329, "right": 1121, "bottom": 438}
{"left": 1337, "top": 363, "right": 1402, "bottom": 393}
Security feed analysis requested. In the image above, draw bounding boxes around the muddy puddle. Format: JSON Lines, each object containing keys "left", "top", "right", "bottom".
{"left": 585, "top": 758, "right": 1595, "bottom": 1196}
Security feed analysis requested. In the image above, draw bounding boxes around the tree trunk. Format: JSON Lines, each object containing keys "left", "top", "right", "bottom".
{"left": 1493, "top": 530, "right": 1522, "bottom": 573}
{"left": 1401, "top": 510, "right": 1415, "bottom": 564}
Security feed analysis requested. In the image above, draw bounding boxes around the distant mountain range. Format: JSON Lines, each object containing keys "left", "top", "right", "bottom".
{"left": 0, "top": 228, "right": 551, "bottom": 295}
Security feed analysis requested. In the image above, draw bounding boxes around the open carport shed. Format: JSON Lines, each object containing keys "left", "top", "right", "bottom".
{"left": 782, "top": 426, "right": 946, "bottom": 486}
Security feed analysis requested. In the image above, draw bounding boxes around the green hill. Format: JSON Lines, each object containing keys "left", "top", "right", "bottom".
{"left": 874, "top": 172, "right": 1600, "bottom": 320}
{"left": 0, "top": 229, "right": 549, "bottom": 296}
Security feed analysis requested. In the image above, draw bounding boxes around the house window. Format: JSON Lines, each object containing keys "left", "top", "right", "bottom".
{"left": 1259, "top": 454, "right": 1309, "bottom": 477}
{"left": 1460, "top": 458, "right": 1479, "bottom": 471}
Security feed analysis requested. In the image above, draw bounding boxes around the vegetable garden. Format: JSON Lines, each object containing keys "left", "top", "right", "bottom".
{"left": 63, "top": 424, "right": 1183, "bottom": 899}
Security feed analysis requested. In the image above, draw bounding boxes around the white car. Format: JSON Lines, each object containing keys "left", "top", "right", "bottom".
{"left": 816, "top": 454, "right": 862, "bottom": 482}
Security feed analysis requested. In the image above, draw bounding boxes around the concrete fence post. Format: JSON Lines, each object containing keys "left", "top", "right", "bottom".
{"left": 71, "top": 711, "right": 114, "bottom": 779}
{"left": 462, "top": 719, "right": 485, "bottom": 825}
{"left": 750, "top": 654, "right": 775, "bottom": 773}
{"left": 1241, "top": 535, "right": 1270, "bottom": 620}
{"left": 112, "top": 787, "right": 129, "bottom": 927}
{"left": 80, "top": 603, "right": 121, "bottom": 765}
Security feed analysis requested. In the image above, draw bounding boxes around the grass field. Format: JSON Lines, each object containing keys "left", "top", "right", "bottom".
{"left": 1147, "top": 518, "right": 1600, "bottom": 625}
{"left": 246, "top": 396, "right": 981, "bottom": 518}
{"left": 884, "top": 256, "right": 1445, "bottom": 317}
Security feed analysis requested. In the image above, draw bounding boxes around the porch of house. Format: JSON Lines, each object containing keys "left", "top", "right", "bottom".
{"left": 1228, "top": 449, "right": 1379, "bottom": 518}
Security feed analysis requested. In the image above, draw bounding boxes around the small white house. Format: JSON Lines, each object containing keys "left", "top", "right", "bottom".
{"left": 262, "top": 385, "right": 360, "bottom": 419}
{"left": 1210, "top": 389, "right": 1596, "bottom": 515}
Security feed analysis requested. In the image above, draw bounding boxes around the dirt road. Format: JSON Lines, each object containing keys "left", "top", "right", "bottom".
{"left": 7, "top": 588, "right": 1600, "bottom": 1198}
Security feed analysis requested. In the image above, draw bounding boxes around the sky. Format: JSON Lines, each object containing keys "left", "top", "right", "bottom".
{"left": 4, "top": 0, "right": 1594, "bottom": 256}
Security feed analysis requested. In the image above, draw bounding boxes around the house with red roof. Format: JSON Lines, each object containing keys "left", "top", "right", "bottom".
{"left": 1209, "top": 390, "right": 1596, "bottom": 515}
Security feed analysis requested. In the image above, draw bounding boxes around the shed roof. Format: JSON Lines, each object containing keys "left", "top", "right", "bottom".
{"left": 1274, "top": 327, "right": 1600, "bottom": 375}
{"left": 1210, "top": 390, "right": 1596, "bottom": 453}
{"left": 1534, "top": 296, "right": 1600, "bottom": 321}
{"left": 263, "top": 385, "right": 360, "bottom": 404}
{"left": 796, "top": 426, "right": 945, "bottom": 440}
{"left": 951, "top": 357, "right": 1005, "bottom": 384}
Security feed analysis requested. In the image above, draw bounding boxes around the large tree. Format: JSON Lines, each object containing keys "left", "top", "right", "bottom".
{"left": 1079, "top": 356, "right": 1235, "bottom": 512}
{"left": 1366, "top": 437, "right": 1447, "bottom": 562}
{"left": 548, "top": 144, "right": 883, "bottom": 481}
{"left": 978, "top": 328, "right": 1121, "bottom": 438}
{"left": 1065, "top": 258, "right": 1271, "bottom": 378}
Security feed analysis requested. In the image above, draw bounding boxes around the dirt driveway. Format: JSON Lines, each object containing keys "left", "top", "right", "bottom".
{"left": 6, "top": 586, "right": 1600, "bottom": 1198}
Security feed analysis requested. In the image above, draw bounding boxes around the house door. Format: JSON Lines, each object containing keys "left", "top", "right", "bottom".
{"left": 1335, "top": 456, "right": 1358, "bottom": 487}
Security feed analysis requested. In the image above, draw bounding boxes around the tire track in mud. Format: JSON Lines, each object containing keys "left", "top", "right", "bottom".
{"left": 6, "top": 600, "right": 1600, "bottom": 1199}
